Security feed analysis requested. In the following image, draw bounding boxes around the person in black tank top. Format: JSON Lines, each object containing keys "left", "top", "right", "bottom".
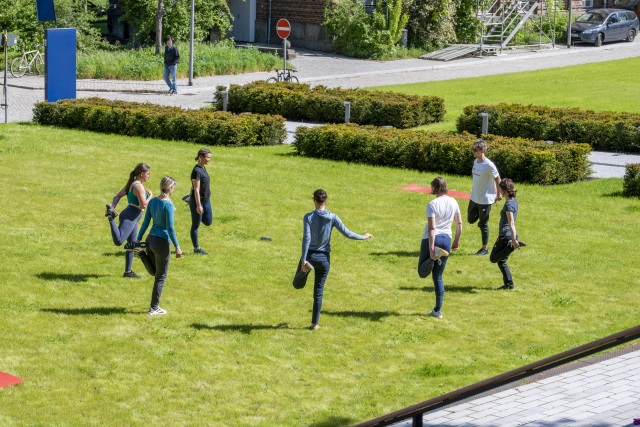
{"left": 189, "top": 148, "right": 212, "bottom": 255}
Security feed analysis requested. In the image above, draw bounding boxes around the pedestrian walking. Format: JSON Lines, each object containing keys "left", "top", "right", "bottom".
{"left": 163, "top": 36, "right": 180, "bottom": 95}
{"left": 418, "top": 177, "right": 462, "bottom": 319}
{"left": 468, "top": 139, "right": 501, "bottom": 256}
{"left": 293, "top": 189, "right": 372, "bottom": 330}
{"left": 104, "top": 163, "right": 152, "bottom": 279}
{"left": 189, "top": 148, "right": 212, "bottom": 255}
{"left": 136, "top": 177, "right": 182, "bottom": 315}
{"left": 490, "top": 179, "right": 526, "bottom": 290}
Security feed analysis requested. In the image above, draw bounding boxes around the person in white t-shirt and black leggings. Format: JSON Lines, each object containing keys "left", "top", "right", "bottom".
{"left": 418, "top": 177, "right": 462, "bottom": 319}
{"left": 468, "top": 139, "right": 502, "bottom": 256}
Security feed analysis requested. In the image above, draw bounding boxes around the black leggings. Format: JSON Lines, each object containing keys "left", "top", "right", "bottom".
{"left": 490, "top": 236, "right": 516, "bottom": 287}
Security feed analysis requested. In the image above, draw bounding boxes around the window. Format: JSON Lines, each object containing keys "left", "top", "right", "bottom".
{"left": 626, "top": 12, "right": 637, "bottom": 21}
{"left": 583, "top": 0, "right": 593, "bottom": 7}
{"left": 620, "top": 12, "right": 628, "bottom": 21}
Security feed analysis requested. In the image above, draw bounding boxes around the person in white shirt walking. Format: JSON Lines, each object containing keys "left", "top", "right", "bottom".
{"left": 468, "top": 139, "right": 501, "bottom": 256}
{"left": 418, "top": 177, "right": 462, "bottom": 319}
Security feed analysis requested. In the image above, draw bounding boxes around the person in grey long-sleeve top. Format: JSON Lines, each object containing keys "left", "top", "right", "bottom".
{"left": 293, "top": 189, "right": 372, "bottom": 331}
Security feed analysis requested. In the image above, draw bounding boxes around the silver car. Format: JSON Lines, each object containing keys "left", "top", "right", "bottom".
{"left": 569, "top": 9, "right": 639, "bottom": 46}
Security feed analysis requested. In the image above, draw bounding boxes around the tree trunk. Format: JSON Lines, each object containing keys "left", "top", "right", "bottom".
{"left": 155, "top": 0, "right": 164, "bottom": 55}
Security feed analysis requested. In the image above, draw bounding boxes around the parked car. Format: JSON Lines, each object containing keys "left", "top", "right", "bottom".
{"left": 567, "top": 9, "right": 639, "bottom": 46}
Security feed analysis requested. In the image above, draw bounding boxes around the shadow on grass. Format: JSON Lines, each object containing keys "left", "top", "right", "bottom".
{"left": 191, "top": 322, "right": 298, "bottom": 334}
{"left": 399, "top": 285, "right": 479, "bottom": 294}
{"left": 370, "top": 251, "right": 419, "bottom": 257}
{"left": 603, "top": 190, "right": 625, "bottom": 198}
{"left": 41, "top": 307, "right": 138, "bottom": 315}
{"left": 309, "top": 416, "right": 355, "bottom": 427}
{"left": 103, "top": 251, "right": 127, "bottom": 257}
{"left": 321, "top": 310, "right": 399, "bottom": 321}
{"left": 36, "top": 272, "right": 106, "bottom": 282}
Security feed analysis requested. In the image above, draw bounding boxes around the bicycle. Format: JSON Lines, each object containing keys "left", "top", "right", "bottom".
{"left": 266, "top": 68, "right": 298, "bottom": 83}
{"left": 10, "top": 44, "right": 45, "bottom": 78}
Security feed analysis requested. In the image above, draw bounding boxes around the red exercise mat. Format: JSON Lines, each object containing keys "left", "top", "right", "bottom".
{"left": 398, "top": 184, "right": 471, "bottom": 200}
{"left": 0, "top": 372, "right": 23, "bottom": 388}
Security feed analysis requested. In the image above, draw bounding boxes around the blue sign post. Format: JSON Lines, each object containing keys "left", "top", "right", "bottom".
{"left": 44, "top": 28, "right": 76, "bottom": 103}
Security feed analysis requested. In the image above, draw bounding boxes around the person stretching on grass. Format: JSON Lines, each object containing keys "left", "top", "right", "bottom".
{"left": 418, "top": 177, "right": 462, "bottom": 319}
{"left": 490, "top": 179, "right": 526, "bottom": 290}
{"left": 136, "top": 177, "right": 182, "bottom": 315}
{"left": 189, "top": 148, "right": 212, "bottom": 255}
{"left": 293, "top": 189, "right": 372, "bottom": 331}
{"left": 468, "top": 139, "right": 501, "bottom": 256}
{"left": 104, "top": 163, "right": 151, "bottom": 279}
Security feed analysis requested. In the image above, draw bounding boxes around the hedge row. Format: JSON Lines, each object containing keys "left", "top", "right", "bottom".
{"left": 294, "top": 125, "right": 592, "bottom": 185}
{"left": 624, "top": 163, "right": 640, "bottom": 197}
{"left": 457, "top": 103, "right": 640, "bottom": 153}
{"left": 213, "top": 81, "right": 445, "bottom": 129}
{"left": 33, "top": 98, "right": 287, "bottom": 146}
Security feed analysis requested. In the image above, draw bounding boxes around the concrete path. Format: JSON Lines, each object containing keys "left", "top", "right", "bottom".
{"left": 391, "top": 344, "right": 640, "bottom": 427}
{"left": 3, "top": 40, "right": 640, "bottom": 176}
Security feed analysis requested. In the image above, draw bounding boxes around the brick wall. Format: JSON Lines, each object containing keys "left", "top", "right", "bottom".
{"left": 256, "top": 0, "right": 326, "bottom": 23}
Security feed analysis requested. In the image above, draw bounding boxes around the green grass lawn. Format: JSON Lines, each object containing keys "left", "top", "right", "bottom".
{"left": 371, "top": 56, "right": 640, "bottom": 132}
{"left": 0, "top": 123, "right": 639, "bottom": 425}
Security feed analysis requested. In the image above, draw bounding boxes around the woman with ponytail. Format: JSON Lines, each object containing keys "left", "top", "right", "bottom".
{"left": 490, "top": 178, "right": 526, "bottom": 290}
{"left": 105, "top": 163, "right": 152, "bottom": 278}
{"left": 189, "top": 148, "right": 212, "bottom": 255}
{"left": 137, "top": 177, "right": 182, "bottom": 315}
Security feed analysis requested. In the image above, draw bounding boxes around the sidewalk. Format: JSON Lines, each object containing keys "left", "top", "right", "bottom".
{"left": 392, "top": 343, "right": 640, "bottom": 427}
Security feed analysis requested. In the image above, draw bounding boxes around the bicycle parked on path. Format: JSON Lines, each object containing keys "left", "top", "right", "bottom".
{"left": 10, "top": 44, "right": 45, "bottom": 78}
{"left": 266, "top": 68, "right": 298, "bottom": 83}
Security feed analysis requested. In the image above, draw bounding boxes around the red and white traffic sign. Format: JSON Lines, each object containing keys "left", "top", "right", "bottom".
{"left": 276, "top": 19, "right": 291, "bottom": 39}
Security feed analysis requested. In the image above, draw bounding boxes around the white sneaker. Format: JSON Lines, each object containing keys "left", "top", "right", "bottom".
{"left": 434, "top": 246, "right": 449, "bottom": 259}
{"left": 148, "top": 307, "right": 167, "bottom": 315}
{"left": 428, "top": 310, "right": 443, "bottom": 319}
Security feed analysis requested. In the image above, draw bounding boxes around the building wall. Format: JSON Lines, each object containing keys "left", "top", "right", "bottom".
{"left": 254, "top": 0, "right": 332, "bottom": 51}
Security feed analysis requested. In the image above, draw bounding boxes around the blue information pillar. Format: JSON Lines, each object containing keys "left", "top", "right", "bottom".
{"left": 44, "top": 28, "right": 76, "bottom": 102}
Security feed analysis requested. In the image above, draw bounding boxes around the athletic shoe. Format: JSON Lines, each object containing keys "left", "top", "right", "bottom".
{"left": 148, "top": 307, "right": 167, "bottom": 315}
{"left": 303, "top": 261, "right": 314, "bottom": 271}
{"left": 123, "top": 271, "right": 141, "bottom": 279}
{"left": 434, "top": 247, "right": 449, "bottom": 259}
{"left": 474, "top": 248, "right": 489, "bottom": 256}
{"left": 428, "top": 310, "right": 443, "bottom": 319}
{"left": 310, "top": 324, "right": 320, "bottom": 331}
{"left": 124, "top": 241, "right": 147, "bottom": 252}
{"left": 496, "top": 284, "right": 514, "bottom": 290}
{"left": 194, "top": 248, "right": 209, "bottom": 255}
{"left": 171, "top": 90, "right": 177, "bottom": 95}
{"left": 167, "top": 89, "right": 173, "bottom": 94}
{"left": 105, "top": 204, "right": 118, "bottom": 218}
{"left": 517, "top": 241, "right": 526, "bottom": 247}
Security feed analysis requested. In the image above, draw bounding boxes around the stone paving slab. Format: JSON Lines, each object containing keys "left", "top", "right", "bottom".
{"left": 390, "top": 345, "right": 640, "bottom": 427}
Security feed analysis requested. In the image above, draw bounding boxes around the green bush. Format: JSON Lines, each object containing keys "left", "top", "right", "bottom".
{"left": 213, "top": 81, "right": 445, "bottom": 129}
{"left": 457, "top": 103, "right": 640, "bottom": 152}
{"left": 33, "top": 98, "right": 287, "bottom": 146}
{"left": 323, "top": 0, "right": 409, "bottom": 59}
{"left": 623, "top": 163, "right": 640, "bottom": 197}
{"left": 294, "top": 124, "right": 591, "bottom": 184}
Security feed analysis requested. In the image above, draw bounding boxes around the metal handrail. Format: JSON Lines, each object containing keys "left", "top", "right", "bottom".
{"left": 354, "top": 324, "right": 640, "bottom": 427}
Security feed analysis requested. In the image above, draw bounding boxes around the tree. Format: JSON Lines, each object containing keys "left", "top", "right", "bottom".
{"left": 122, "top": 0, "right": 232, "bottom": 52}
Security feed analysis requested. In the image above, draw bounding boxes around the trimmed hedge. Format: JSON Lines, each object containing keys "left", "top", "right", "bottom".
{"left": 213, "top": 81, "right": 445, "bottom": 129}
{"left": 295, "top": 124, "right": 592, "bottom": 184}
{"left": 623, "top": 163, "right": 640, "bottom": 197}
{"left": 457, "top": 103, "right": 640, "bottom": 153}
{"left": 33, "top": 98, "right": 287, "bottom": 146}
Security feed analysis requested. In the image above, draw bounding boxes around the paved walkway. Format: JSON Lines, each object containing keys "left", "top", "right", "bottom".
{"left": 3, "top": 41, "right": 640, "bottom": 176}
{"left": 392, "top": 344, "right": 640, "bottom": 427}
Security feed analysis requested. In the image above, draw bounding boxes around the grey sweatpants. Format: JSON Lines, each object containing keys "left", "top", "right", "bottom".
{"left": 145, "top": 234, "right": 171, "bottom": 309}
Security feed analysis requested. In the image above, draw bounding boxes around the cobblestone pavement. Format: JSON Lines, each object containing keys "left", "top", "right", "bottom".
{"left": 390, "top": 344, "right": 640, "bottom": 427}
{"left": 3, "top": 40, "right": 640, "bottom": 176}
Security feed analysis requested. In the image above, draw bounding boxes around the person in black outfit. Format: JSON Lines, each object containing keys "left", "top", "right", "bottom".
{"left": 189, "top": 148, "right": 212, "bottom": 255}
{"left": 490, "top": 179, "right": 526, "bottom": 290}
{"left": 163, "top": 36, "right": 180, "bottom": 95}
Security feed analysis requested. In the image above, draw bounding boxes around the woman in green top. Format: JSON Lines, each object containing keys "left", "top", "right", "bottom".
{"left": 104, "top": 163, "right": 152, "bottom": 278}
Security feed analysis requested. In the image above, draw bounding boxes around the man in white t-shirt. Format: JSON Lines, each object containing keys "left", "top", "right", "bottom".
{"left": 468, "top": 139, "right": 501, "bottom": 256}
